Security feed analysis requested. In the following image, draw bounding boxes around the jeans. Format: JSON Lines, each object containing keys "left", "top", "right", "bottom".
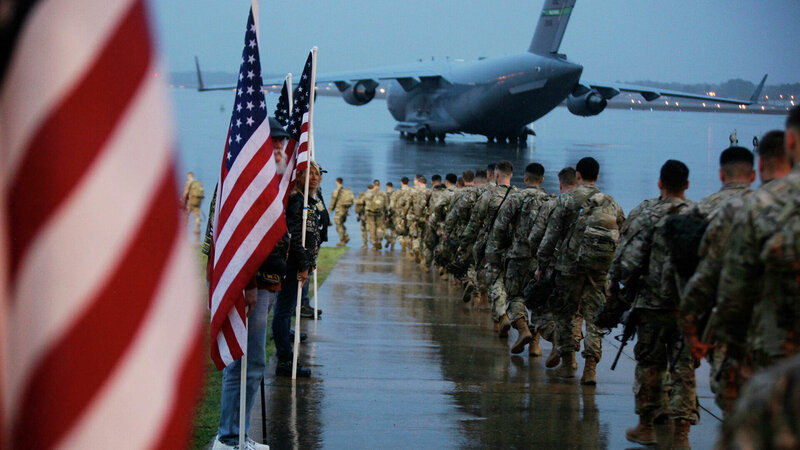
{"left": 216, "top": 290, "right": 273, "bottom": 445}
{"left": 274, "top": 269, "right": 301, "bottom": 362}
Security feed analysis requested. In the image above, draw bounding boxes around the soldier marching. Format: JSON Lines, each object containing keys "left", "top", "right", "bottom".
{"left": 320, "top": 105, "right": 800, "bottom": 449}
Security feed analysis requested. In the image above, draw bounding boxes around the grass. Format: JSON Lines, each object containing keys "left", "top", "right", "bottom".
{"left": 189, "top": 245, "right": 348, "bottom": 449}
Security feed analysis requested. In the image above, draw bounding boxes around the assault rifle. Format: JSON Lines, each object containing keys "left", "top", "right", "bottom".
{"left": 611, "top": 307, "right": 638, "bottom": 371}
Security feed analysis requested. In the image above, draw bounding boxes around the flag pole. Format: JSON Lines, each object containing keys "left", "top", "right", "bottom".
{"left": 241, "top": 2, "right": 259, "bottom": 447}
{"left": 308, "top": 47, "right": 319, "bottom": 321}
{"left": 291, "top": 48, "right": 317, "bottom": 379}
{"left": 239, "top": 314, "right": 248, "bottom": 450}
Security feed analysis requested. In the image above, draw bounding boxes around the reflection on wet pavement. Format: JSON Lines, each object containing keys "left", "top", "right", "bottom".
{"left": 250, "top": 248, "right": 721, "bottom": 449}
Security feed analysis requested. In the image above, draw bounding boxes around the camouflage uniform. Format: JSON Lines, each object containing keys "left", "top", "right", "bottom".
{"left": 424, "top": 185, "right": 455, "bottom": 267}
{"left": 718, "top": 355, "right": 800, "bottom": 450}
{"left": 485, "top": 186, "right": 551, "bottom": 323}
{"left": 527, "top": 197, "right": 561, "bottom": 343}
{"left": 406, "top": 185, "right": 429, "bottom": 257}
{"left": 441, "top": 185, "right": 481, "bottom": 276}
{"left": 392, "top": 186, "right": 412, "bottom": 251}
{"left": 354, "top": 191, "right": 368, "bottom": 246}
{"left": 538, "top": 184, "right": 624, "bottom": 361}
{"left": 384, "top": 189, "right": 396, "bottom": 249}
{"left": 329, "top": 186, "right": 353, "bottom": 244}
{"left": 679, "top": 186, "right": 752, "bottom": 414}
{"left": 462, "top": 184, "right": 516, "bottom": 318}
{"left": 714, "top": 167, "right": 800, "bottom": 372}
{"left": 608, "top": 196, "right": 698, "bottom": 423}
{"left": 365, "top": 188, "right": 388, "bottom": 249}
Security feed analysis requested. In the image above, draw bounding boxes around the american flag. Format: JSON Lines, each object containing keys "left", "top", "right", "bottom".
{"left": 274, "top": 77, "right": 291, "bottom": 128}
{"left": 284, "top": 52, "right": 314, "bottom": 184}
{"left": 208, "top": 8, "right": 287, "bottom": 369}
{"left": 0, "top": 0, "right": 203, "bottom": 448}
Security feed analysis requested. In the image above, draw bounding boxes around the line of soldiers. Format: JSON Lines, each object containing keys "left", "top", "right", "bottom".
{"left": 340, "top": 105, "right": 800, "bottom": 450}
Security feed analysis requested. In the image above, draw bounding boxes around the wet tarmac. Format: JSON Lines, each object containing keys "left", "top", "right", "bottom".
{"left": 248, "top": 247, "right": 723, "bottom": 449}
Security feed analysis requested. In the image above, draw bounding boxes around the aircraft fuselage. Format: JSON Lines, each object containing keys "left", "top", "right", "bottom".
{"left": 386, "top": 53, "right": 582, "bottom": 138}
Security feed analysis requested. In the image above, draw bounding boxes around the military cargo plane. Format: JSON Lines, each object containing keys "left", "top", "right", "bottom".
{"left": 197, "top": 0, "right": 765, "bottom": 143}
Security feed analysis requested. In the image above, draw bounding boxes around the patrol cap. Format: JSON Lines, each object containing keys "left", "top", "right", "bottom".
{"left": 269, "top": 117, "right": 290, "bottom": 140}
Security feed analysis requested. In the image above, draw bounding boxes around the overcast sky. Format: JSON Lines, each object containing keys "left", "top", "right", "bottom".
{"left": 150, "top": 0, "right": 799, "bottom": 85}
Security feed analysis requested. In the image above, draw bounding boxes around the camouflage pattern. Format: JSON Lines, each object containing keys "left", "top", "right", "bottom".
{"left": 683, "top": 181, "right": 750, "bottom": 220}
{"left": 383, "top": 189, "right": 396, "bottom": 248}
{"left": 609, "top": 196, "right": 698, "bottom": 423}
{"left": 485, "top": 187, "right": 551, "bottom": 322}
{"left": 424, "top": 185, "right": 455, "bottom": 266}
{"left": 718, "top": 355, "right": 800, "bottom": 450}
{"left": 329, "top": 186, "right": 352, "bottom": 244}
{"left": 354, "top": 191, "right": 368, "bottom": 246}
{"left": 392, "top": 185, "right": 412, "bottom": 249}
{"left": 679, "top": 189, "right": 752, "bottom": 414}
{"left": 527, "top": 197, "right": 559, "bottom": 337}
{"left": 406, "top": 185, "right": 429, "bottom": 253}
{"left": 441, "top": 185, "right": 481, "bottom": 262}
{"left": 634, "top": 309, "right": 699, "bottom": 423}
{"left": 608, "top": 197, "right": 692, "bottom": 310}
{"left": 364, "top": 188, "right": 388, "bottom": 248}
{"left": 713, "top": 167, "right": 800, "bottom": 370}
{"left": 537, "top": 184, "right": 623, "bottom": 361}
{"left": 462, "top": 184, "right": 516, "bottom": 299}
{"left": 537, "top": 184, "right": 624, "bottom": 276}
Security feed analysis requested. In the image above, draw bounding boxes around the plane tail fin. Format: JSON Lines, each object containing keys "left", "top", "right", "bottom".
{"left": 749, "top": 74, "right": 767, "bottom": 104}
{"left": 528, "top": 0, "right": 576, "bottom": 55}
{"left": 194, "top": 56, "right": 206, "bottom": 91}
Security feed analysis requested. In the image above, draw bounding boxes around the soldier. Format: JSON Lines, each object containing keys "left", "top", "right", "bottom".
{"left": 393, "top": 177, "right": 412, "bottom": 256}
{"left": 713, "top": 105, "right": 800, "bottom": 383}
{"left": 440, "top": 170, "right": 480, "bottom": 279}
{"left": 718, "top": 355, "right": 800, "bottom": 449}
{"left": 182, "top": 171, "right": 205, "bottom": 241}
{"left": 679, "top": 146, "right": 765, "bottom": 415}
{"left": 384, "top": 182, "right": 396, "bottom": 250}
{"left": 462, "top": 161, "right": 516, "bottom": 323}
{"left": 424, "top": 173, "right": 456, "bottom": 272}
{"left": 329, "top": 177, "right": 354, "bottom": 247}
{"left": 607, "top": 160, "right": 695, "bottom": 448}
{"left": 529, "top": 167, "right": 578, "bottom": 368}
{"left": 364, "top": 180, "right": 388, "bottom": 250}
{"left": 406, "top": 174, "right": 429, "bottom": 264}
{"left": 537, "top": 157, "right": 624, "bottom": 385}
{"left": 354, "top": 185, "right": 371, "bottom": 249}
{"left": 485, "top": 163, "right": 550, "bottom": 354}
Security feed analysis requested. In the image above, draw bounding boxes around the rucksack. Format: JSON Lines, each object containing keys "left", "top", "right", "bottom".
{"left": 574, "top": 192, "right": 621, "bottom": 272}
{"left": 664, "top": 212, "right": 708, "bottom": 279}
{"left": 338, "top": 188, "right": 354, "bottom": 208}
{"left": 188, "top": 180, "right": 204, "bottom": 198}
{"left": 760, "top": 178, "right": 800, "bottom": 300}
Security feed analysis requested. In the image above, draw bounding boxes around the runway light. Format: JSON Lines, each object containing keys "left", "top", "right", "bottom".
{"left": 702, "top": 102, "right": 706, "bottom": 107}
{"left": 631, "top": 99, "right": 635, "bottom": 103}
{"left": 665, "top": 100, "right": 669, "bottom": 105}
{"left": 765, "top": 95, "right": 769, "bottom": 99}
{"left": 675, "top": 102, "right": 679, "bottom": 107}
{"left": 707, "top": 91, "right": 716, "bottom": 97}
{"left": 717, "top": 103, "right": 721, "bottom": 108}
{"left": 380, "top": 88, "right": 386, "bottom": 94}
{"left": 780, "top": 94, "right": 784, "bottom": 99}
{"left": 762, "top": 105, "right": 766, "bottom": 110}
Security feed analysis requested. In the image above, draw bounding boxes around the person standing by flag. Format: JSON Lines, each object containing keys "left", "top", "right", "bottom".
{"left": 207, "top": 6, "right": 286, "bottom": 450}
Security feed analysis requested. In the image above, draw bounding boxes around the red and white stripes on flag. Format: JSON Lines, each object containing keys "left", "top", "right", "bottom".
{"left": 208, "top": 8, "right": 287, "bottom": 370}
{"left": 0, "top": 1, "right": 204, "bottom": 448}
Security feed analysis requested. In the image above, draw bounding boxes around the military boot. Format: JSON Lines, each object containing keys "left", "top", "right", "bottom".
{"left": 581, "top": 356, "right": 598, "bottom": 385}
{"left": 625, "top": 414, "right": 656, "bottom": 445}
{"left": 554, "top": 352, "right": 577, "bottom": 378}
{"left": 671, "top": 419, "right": 691, "bottom": 450}
{"left": 545, "top": 344, "right": 560, "bottom": 368}
{"left": 529, "top": 331, "right": 542, "bottom": 357}
{"left": 511, "top": 319, "right": 533, "bottom": 354}
{"left": 498, "top": 314, "right": 511, "bottom": 338}
{"left": 654, "top": 416, "right": 674, "bottom": 449}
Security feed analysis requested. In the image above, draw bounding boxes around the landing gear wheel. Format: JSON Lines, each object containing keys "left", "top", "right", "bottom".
{"left": 405, "top": 133, "right": 415, "bottom": 141}
{"left": 416, "top": 130, "right": 427, "bottom": 142}
{"left": 487, "top": 135, "right": 495, "bottom": 143}
{"left": 399, "top": 131, "right": 406, "bottom": 138}
{"left": 437, "top": 133, "right": 446, "bottom": 142}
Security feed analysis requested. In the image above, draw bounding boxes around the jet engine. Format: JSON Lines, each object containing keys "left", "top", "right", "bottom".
{"left": 566, "top": 88, "right": 607, "bottom": 117}
{"left": 341, "top": 80, "right": 378, "bottom": 106}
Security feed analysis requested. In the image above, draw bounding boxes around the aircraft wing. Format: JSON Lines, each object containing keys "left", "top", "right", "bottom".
{"left": 196, "top": 56, "right": 448, "bottom": 92}
{"left": 581, "top": 74, "right": 767, "bottom": 106}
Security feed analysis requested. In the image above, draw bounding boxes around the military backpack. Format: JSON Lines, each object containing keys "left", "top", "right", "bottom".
{"left": 337, "top": 188, "right": 355, "bottom": 208}
{"left": 572, "top": 192, "right": 621, "bottom": 272}
{"left": 760, "top": 177, "right": 800, "bottom": 302}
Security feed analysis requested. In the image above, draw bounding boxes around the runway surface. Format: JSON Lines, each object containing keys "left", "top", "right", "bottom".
{"left": 248, "top": 247, "right": 722, "bottom": 449}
